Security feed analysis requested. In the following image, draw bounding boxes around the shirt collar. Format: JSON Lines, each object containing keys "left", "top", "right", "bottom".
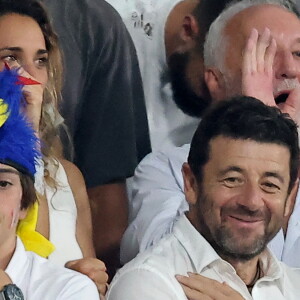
{"left": 173, "top": 214, "right": 285, "bottom": 291}
{"left": 173, "top": 214, "right": 222, "bottom": 272}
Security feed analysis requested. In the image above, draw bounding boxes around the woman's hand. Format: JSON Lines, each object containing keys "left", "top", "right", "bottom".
{"left": 176, "top": 272, "right": 245, "bottom": 300}
{"left": 65, "top": 257, "right": 109, "bottom": 296}
{"left": 4, "top": 62, "right": 44, "bottom": 133}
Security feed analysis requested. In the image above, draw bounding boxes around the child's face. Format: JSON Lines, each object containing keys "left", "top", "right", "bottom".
{"left": 0, "top": 163, "right": 24, "bottom": 246}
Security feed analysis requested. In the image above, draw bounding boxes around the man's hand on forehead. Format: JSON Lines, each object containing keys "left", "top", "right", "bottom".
{"left": 242, "top": 27, "right": 276, "bottom": 106}
{"left": 242, "top": 28, "right": 300, "bottom": 124}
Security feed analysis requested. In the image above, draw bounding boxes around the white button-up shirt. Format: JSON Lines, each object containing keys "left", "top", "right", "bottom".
{"left": 112, "top": 215, "right": 300, "bottom": 300}
{"left": 5, "top": 238, "right": 99, "bottom": 300}
{"left": 121, "top": 144, "right": 300, "bottom": 267}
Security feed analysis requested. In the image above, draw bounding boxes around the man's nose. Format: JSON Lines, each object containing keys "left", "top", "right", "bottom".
{"left": 274, "top": 51, "right": 300, "bottom": 79}
{"left": 237, "top": 183, "right": 264, "bottom": 211}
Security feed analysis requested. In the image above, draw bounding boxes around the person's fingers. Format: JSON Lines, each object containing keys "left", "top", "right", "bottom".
{"left": 243, "top": 28, "right": 258, "bottom": 75}
{"left": 250, "top": 28, "right": 259, "bottom": 73}
{"left": 4, "top": 61, "right": 23, "bottom": 74}
{"left": 279, "top": 87, "right": 300, "bottom": 124}
{"left": 256, "top": 27, "right": 271, "bottom": 73}
{"left": 265, "top": 38, "right": 276, "bottom": 75}
{"left": 176, "top": 274, "right": 206, "bottom": 291}
{"left": 99, "top": 283, "right": 109, "bottom": 296}
{"left": 66, "top": 258, "right": 106, "bottom": 272}
{"left": 65, "top": 258, "right": 109, "bottom": 295}
{"left": 177, "top": 273, "right": 224, "bottom": 297}
{"left": 179, "top": 283, "right": 212, "bottom": 300}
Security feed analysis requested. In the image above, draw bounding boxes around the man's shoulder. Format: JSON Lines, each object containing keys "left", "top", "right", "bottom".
{"left": 278, "top": 262, "right": 300, "bottom": 297}
{"left": 111, "top": 232, "right": 191, "bottom": 294}
{"left": 137, "top": 144, "right": 190, "bottom": 171}
{"left": 280, "top": 262, "right": 300, "bottom": 280}
{"left": 44, "top": 0, "right": 124, "bottom": 29}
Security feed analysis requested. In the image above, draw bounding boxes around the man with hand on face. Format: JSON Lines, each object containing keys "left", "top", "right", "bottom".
{"left": 108, "top": 97, "right": 300, "bottom": 300}
{"left": 121, "top": 0, "right": 300, "bottom": 265}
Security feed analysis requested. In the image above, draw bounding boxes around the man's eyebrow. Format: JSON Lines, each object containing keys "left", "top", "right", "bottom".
{"left": 0, "top": 168, "right": 19, "bottom": 175}
{"left": 264, "top": 171, "right": 285, "bottom": 184}
{"left": 218, "top": 166, "right": 243, "bottom": 176}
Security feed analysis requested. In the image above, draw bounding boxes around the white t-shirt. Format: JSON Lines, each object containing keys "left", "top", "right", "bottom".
{"left": 109, "top": 215, "right": 300, "bottom": 300}
{"left": 105, "top": 0, "right": 200, "bottom": 150}
{"left": 6, "top": 238, "right": 99, "bottom": 300}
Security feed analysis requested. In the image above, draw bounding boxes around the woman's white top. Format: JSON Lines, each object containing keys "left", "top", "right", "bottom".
{"left": 45, "top": 160, "right": 83, "bottom": 266}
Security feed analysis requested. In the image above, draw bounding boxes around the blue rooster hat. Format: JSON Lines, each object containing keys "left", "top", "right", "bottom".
{"left": 0, "top": 68, "right": 41, "bottom": 179}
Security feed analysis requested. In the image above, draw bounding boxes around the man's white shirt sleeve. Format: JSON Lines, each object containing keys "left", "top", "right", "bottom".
{"left": 121, "top": 145, "right": 190, "bottom": 263}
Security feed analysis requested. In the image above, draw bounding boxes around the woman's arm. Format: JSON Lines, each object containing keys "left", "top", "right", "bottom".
{"left": 60, "top": 159, "right": 94, "bottom": 257}
{"left": 59, "top": 159, "right": 108, "bottom": 295}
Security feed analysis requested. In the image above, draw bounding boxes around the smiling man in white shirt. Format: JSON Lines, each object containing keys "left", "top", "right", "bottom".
{"left": 108, "top": 97, "right": 300, "bottom": 300}
{"left": 121, "top": 0, "right": 300, "bottom": 267}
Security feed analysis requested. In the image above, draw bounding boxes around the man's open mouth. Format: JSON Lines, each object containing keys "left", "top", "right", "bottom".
{"left": 275, "top": 92, "right": 289, "bottom": 104}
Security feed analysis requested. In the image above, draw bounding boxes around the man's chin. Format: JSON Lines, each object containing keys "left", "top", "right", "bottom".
{"left": 214, "top": 230, "right": 267, "bottom": 261}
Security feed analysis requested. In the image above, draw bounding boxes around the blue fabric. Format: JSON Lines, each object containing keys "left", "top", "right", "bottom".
{"left": 0, "top": 69, "right": 40, "bottom": 177}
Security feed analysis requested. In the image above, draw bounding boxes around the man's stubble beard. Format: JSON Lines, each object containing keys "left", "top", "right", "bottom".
{"left": 168, "top": 51, "right": 212, "bottom": 118}
{"left": 196, "top": 193, "right": 280, "bottom": 262}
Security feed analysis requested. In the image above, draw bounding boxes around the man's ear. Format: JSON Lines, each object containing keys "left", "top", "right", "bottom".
{"left": 284, "top": 179, "right": 299, "bottom": 218}
{"left": 179, "top": 15, "right": 199, "bottom": 48}
{"left": 182, "top": 162, "right": 198, "bottom": 205}
{"left": 204, "top": 67, "right": 225, "bottom": 101}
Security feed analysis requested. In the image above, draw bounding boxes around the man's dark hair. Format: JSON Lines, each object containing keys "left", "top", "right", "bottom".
{"left": 192, "top": 0, "right": 235, "bottom": 54}
{"left": 188, "top": 96, "right": 299, "bottom": 193}
{"left": 20, "top": 173, "right": 37, "bottom": 210}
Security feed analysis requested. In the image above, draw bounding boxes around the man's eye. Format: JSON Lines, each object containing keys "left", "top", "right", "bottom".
{"left": 292, "top": 51, "right": 300, "bottom": 58}
{"left": 0, "top": 181, "right": 12, "bottom": 188}
{"left": 223, "top": 177, "right": 242, "bottom": 187}
{"left": 262, "top": 182, "right": 280, "bottom": 193}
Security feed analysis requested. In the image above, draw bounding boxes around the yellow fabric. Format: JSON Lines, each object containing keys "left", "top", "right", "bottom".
{"left": 0, "top": 98, "right": 9, "bottom": 127}
{"left": 17, "top": 202, "right": 55, "bottom": 258}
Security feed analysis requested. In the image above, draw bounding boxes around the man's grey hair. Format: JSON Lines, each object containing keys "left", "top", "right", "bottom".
{"left": 203, "top": 0, "right": 299, "bottom": 71}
